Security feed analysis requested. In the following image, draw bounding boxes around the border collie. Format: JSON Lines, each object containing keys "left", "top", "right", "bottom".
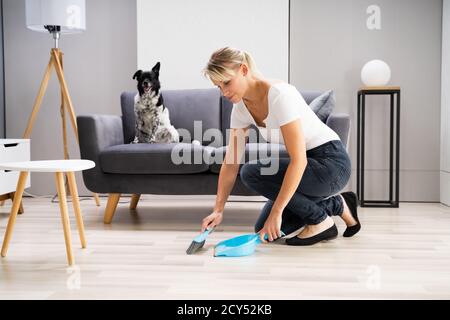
{"left": 132, "top": 62, "right": 179, "bottom": 144}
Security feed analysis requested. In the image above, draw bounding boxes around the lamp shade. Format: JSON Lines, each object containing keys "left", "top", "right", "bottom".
{"left": 361, "top": 59, "right": 391, "bottom": 87}
{"left": 25, "top": 0, "right": 86, "bottom": 34}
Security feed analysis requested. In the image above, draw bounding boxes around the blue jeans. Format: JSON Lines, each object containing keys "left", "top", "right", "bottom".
{"left": 239, "top": 140, "right": 351, "bottom": 235}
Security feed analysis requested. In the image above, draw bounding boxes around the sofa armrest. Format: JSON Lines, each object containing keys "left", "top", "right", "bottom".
{"left": 77, "top": 114, "right": 124, "bottom": 158}
{"left": 326, "top": 113, "right": 350, "bottom": 150}
{"left": 76, "top": 115, "right": 124, "bottom": 192}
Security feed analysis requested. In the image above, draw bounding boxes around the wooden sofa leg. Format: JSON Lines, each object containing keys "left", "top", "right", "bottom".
{"left": 93, "top": 193, "right": 101, "bottom": 207}
{"left": 130, "top": 194, "right": 141, "bottom": 210}
{"left": 9, "top": 193, "right": 24, "bottom": 214}
{"left": 104, "top": 193, "right": 121, "bottom": 224}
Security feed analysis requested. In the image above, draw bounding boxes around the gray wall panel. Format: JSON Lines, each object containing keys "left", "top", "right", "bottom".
{"left": 3, "top": 0, "right": 137, "bottom": 196}
{"left": 290, "top": 0, "right": 442, "bottom": 201}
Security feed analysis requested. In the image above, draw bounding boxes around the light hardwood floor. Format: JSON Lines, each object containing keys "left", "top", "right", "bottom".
{"left": 1, "top": 195, "right": 450, "bottom": 300}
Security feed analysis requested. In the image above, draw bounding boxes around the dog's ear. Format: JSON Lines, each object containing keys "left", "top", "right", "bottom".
{"left": 132, "top": 70, "right": 142, "bottom": 80}
{"left": 152, "top": 62, "right": 161, "bottom": 73}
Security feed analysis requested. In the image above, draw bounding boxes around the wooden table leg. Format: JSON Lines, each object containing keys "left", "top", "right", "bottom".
{"left": 66, "top": 172, "right": 86, "bottom": 248}
{"left": 1, "top": 171, "right": 29, "bottom": 258}
{"left": 55, "top": 172, "right": 74, "bottom": 266}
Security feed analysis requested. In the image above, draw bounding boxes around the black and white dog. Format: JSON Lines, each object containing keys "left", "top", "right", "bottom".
{"left": 132, "top": 62, "right": 179, "bottom": 144}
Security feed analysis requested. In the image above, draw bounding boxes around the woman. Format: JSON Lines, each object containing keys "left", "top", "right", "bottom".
{"left": 201, "top": 47, "right": 360, "bottom": 246}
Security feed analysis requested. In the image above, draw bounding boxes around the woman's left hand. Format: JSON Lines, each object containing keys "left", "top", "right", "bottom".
{"left": 259, "top": 210, "right": 283, "bottom": 243}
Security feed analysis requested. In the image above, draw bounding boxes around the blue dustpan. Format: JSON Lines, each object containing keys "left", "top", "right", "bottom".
{"left": 214, "top": 232, "right": 285, "bottom": 257}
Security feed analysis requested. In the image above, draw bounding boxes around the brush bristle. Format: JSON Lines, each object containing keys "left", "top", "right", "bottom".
{"left": 186, "top": 240, "right": 206, "bottom": 255}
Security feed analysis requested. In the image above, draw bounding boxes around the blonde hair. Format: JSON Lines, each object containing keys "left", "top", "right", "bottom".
{"left": 203, "top": 47, "right": 261, "bottom": 83}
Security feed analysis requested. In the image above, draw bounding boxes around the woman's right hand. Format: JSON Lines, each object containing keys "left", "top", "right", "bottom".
{"left": 201, "top": 211, "right": 223, "bottom": 232}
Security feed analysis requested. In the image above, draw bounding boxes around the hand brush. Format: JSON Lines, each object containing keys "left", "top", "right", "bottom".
{"left": 186, "top": 227, "right": 214, "bottom": 255}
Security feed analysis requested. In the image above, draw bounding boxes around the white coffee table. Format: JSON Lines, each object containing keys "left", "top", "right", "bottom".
{"left": 0, "top": 160, "right": 95, "bottom": 265}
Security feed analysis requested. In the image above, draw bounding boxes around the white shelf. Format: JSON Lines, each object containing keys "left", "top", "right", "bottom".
{"left": 0, "top": 139, "right": 31, "bottom": 195}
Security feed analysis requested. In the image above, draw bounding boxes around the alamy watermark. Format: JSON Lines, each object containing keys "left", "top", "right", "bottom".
{"left": 358, "top": 265, "right": 382, "bottom": 291}
{"left": 170, "top": 121, "right": 281, "bottom": 175}
{"left": 366, "top": 5, "right": 381, "bottom": 30}
{"left": 66, "top": 265, "right": 81, "bottom": 290}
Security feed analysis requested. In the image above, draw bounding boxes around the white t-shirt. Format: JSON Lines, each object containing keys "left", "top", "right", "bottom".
{"left": 230, "top": 83, "right": 340, "bottom": 150}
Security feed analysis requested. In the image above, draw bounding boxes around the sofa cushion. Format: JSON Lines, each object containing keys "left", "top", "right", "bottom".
{"left": 308, "top": 90, "right": 335, "bottom": 123}
{"left": 100, "top": 143, "right": 212, "bottom": 174}
{"left": 208, "top": 143, "right": 289, "bottom": 174}
{"left": 121, "top": 89, "right": 222, "bottom": 145}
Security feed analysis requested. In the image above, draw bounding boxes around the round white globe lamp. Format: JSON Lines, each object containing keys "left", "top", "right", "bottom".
{"left": 361, "top": 60, "right": 391, "bottom": 87}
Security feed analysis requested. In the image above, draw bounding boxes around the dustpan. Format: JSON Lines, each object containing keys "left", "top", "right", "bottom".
{"left": 214, "top": 232, "right": 285, "bottom": 257}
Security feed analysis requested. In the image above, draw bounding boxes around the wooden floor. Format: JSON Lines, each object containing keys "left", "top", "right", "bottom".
{"left": 1, "top": 195, "right": 450, "bottom": 300}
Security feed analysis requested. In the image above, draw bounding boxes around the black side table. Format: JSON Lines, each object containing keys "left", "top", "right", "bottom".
{"left": 357, "top": 86, "right": 400, "bottom": 208}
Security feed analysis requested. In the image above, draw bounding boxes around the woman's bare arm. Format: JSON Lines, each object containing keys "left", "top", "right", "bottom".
{"left": 201, "top": 127, "right": 248, "bottom": 231}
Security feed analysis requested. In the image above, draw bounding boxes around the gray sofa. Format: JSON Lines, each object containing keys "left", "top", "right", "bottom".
{"left": 77, "top": 88, "right": 350, "bottom": 224}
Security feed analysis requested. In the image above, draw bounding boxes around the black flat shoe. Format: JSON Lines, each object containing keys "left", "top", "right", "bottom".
{"left": 285, "top": 224, "right": 338, "bottom": 246}
{"left": 341, "top": 191, "right": 361, "bottom": 237}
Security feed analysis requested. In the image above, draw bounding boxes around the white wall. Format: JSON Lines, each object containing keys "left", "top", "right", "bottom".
{"left": 441, "top": 0, "right": 450, "bottom": 206}
{"left": 137, "top": 0, "right": 289, "bottom": 89}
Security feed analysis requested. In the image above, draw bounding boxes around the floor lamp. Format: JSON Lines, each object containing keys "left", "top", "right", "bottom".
{"left": 24, "top": 0, "right": 100, "bottom": 206}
